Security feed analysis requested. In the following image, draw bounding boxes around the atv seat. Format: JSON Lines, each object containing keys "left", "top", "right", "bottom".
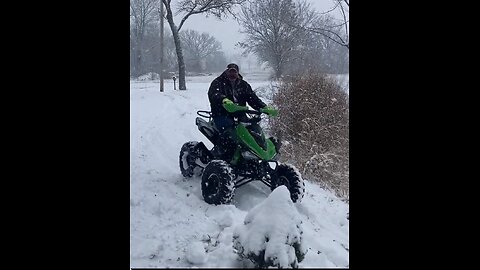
{"left": 196, "top": 117, "right": 220, "bottom": 144}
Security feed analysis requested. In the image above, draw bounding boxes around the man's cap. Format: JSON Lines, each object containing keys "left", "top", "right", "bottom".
{"left": 227, "top": 63, "right": 239, "bottom": 72}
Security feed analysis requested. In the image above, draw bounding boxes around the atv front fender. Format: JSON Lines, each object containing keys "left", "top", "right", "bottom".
{"left": 235, "top": 124, "right": 276, "bottom": 160}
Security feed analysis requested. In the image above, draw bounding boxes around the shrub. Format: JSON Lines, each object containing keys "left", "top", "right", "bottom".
{"left": 269, "top": 72, "right": 349, "bottom": 201}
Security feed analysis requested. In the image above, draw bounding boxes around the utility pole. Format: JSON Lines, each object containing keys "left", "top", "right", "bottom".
{"left": 159, "top": 1, "right": 164, "bottom": 92}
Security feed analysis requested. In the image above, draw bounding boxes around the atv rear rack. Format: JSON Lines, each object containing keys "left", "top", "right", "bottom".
{"left": 197, "top": 110, "right": 212, "bottom": 119}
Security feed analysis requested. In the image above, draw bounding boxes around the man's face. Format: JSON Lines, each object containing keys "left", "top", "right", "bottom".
{"left": 227, "top": 68, "right": 238, "bottom": 81}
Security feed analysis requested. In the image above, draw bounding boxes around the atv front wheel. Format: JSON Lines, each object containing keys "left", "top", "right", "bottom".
{"left": 201, "top": 160, "right": 235, "bottom": 205}
{"left": 271, "top": 164, "right": 305, "bottom": 203}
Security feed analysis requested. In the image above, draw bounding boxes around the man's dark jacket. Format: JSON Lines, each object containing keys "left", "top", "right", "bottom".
{"left": 208, "top": 71, "right": 266, "bottom": 117}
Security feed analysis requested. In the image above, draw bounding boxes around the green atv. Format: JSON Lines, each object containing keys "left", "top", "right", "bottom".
{"left": 179, "top": 110, "right": 305, "bottom": 205}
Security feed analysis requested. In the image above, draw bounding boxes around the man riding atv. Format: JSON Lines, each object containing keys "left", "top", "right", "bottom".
{"left": 179, "top": 63, "right": 304, "bottom": 205}
{"left": 208, "top": 63, "right": 278, "bottom": 163}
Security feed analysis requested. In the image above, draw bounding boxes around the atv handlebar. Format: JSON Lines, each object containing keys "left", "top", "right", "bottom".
{"left": 243, "top": 110, "right": 263, "bottom": 115}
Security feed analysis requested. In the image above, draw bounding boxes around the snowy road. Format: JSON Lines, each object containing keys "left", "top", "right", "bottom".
{"left": 130, "top": 75, "right": 349, "bottom": 267}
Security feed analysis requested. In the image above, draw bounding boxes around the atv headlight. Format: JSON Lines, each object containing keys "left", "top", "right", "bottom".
{"left": 267, "top": 161, "right": 278, "bottom": 170}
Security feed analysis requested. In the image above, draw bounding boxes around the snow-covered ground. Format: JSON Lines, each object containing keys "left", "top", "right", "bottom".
{"left": 130, "top": 74, "right": 349, "bottom": 268}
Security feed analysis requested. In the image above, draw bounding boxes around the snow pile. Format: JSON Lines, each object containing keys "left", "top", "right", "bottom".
{"left": 186, "top": 241, "right": 209, "bottom": 265}
{"left": 136, "top": 72, "right": 160, "bottom": 81}
{"left": 212, "top": 209, "right": 234, "bottom": 228}
{"left": 233, "top": 186, "right": 307, "bottom": 268}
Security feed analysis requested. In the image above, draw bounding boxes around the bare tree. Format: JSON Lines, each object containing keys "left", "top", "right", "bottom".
{"left": 160, "top": 0, "right": 246, "bottom": 90}
{"left": 141, "top": 23, "right": 181, "bottom": 75}
{"left": 284, "top": 15, "right": 349, "bottom": 75}
{"left": 163, "top": 32, "right": 179, "bottom": 72}
{"left": 297, "top": 0, "right": 349, "bottom": 49}
{"left": 314, "top": 18, "right": 349, "bottom": 73}
{"left": 237, "top": 0, "right": 316, "bottom": 79}
{"left": 130, "top": 0, "right": 161, "bottom": 77}
{"left": 180, "top": 30, "right": 222, "bottom": 73}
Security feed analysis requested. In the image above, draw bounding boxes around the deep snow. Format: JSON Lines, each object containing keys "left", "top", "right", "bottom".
{"left": 130, "top": 74, "right": 349, "bottom": 268}
{"left": 233, "top": 185, "right": 307, "bottom": 268}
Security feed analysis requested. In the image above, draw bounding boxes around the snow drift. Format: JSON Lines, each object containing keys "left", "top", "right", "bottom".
{"left": 233, "top": 186, "right": 306, "bottom": 268}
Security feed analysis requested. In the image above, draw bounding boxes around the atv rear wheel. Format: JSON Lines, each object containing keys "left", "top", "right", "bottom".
{"left": 271, "top": 164, "right": 305, "bottom": 203}
{"left": 179, "top": 141, "right": 200, "bottom": 177}
{"left": 201, "top": 160, "right": 235, "bottom": 205}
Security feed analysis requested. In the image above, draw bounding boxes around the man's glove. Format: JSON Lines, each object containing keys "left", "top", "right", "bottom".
{"left": 260, "top": 105, "right": 278, "bottom": 117}
{"left": 222, "top": 98, "right": 248, "bottom": 113}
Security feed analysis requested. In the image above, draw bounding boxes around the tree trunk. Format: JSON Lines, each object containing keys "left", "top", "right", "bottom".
{"left": 274, "top": 58, "right": 283, "bottom": 79}
{"left": 164, "top": 5, "right": 187, "bottom": 90}
{"left": 136, "top": 47, "right": 143, "bottom": 76}
{"left": 130, "top": 46, "right": 137, "bottom": 77}
{"left": 172, "top": 29, "right": 186, "bottom": 90}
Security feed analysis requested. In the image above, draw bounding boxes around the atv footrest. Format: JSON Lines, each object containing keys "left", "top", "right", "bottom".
{"left": 234, "top": 177, "right": 255, "bottom": 188}
{"left": 259, "top": 178, "right": 272, "bottom": 188}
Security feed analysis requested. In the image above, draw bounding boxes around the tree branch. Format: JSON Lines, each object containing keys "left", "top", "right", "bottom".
{"left": 319, "top": 1, "right": 340, "bottom": 15}
{"left": 177, "top": 2, "right": 199, "bottom": 31}
{"left": 177, "top": 0, "right": 245, "bottom": 31}
{"left": 338, "top": 0, "right": 348, "bottom": 42}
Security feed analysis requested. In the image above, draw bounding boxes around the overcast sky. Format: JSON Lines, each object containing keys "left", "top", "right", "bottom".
{"left": 180, "top": 0, "right": 345, "bottom": 56}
